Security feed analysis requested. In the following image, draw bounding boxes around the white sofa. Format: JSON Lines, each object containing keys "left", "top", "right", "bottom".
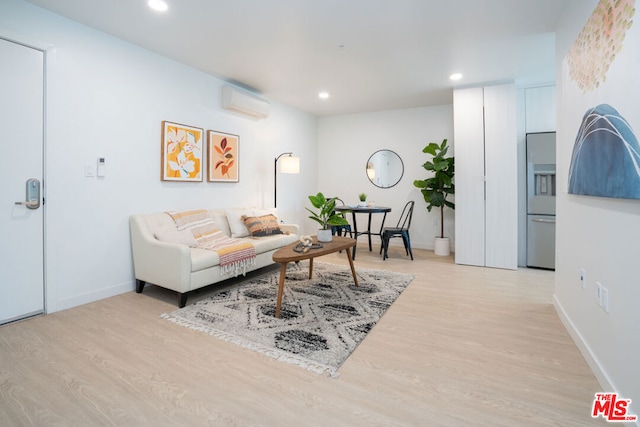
{"left": 130, "top": 208, "right": 299, "bottom": 307}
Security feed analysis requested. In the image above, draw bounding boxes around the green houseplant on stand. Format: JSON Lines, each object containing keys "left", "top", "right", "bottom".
{"left": 413, "top": 138, "right": 455, "bottom": 256}
{"left": 306, "top": 192, "right": 350, "bottom": 242}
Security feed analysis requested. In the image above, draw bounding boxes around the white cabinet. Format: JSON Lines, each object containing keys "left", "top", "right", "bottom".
{"left": 454, "top": 84, "right": 518, "bottom": 270}
{"left": 453, "top": 87, "right": 485, "bottom": 266}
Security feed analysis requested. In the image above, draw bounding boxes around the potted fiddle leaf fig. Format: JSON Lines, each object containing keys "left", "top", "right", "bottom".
{"left": 413, "top": 138, "right": 455, "bottom": 256}
{"left": 306, "top": 192, "right": 350, "bottom": 242}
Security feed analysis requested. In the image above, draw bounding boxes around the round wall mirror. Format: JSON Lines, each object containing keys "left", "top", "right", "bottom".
{"left": 366, "top": 149, "right": 404, "bottom": 188}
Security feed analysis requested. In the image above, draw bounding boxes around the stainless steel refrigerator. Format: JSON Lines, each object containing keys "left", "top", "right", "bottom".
{"left": 526, "top": 132, "right": 556, "bottom": 270}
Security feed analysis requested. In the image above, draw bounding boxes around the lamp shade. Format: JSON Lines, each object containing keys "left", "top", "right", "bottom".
{"left": 280, "top": 156, "right": 300, "bottom": 174}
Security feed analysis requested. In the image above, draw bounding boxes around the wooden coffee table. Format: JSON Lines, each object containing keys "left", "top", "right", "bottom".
{"left": 271, "top": 236, "right": 358, "bottom": 318}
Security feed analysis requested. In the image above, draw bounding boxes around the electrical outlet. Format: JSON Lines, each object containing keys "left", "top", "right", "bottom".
{"left": 596, "top": 282, "right": 603, "bottom": 307}
{"left": 580, "top": 268, "right": 586, "bottom": 288}
{"left": 602, "top": 286, "right": 609, "bottom": 313}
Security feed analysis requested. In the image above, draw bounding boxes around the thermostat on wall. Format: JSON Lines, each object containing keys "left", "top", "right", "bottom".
{"left": 97, "top": 157, "right": 106, "bottom": 177}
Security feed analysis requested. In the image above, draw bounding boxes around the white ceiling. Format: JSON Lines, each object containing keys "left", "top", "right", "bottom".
{"left": 25, "top": 0, "right": 567, "bottom": 117}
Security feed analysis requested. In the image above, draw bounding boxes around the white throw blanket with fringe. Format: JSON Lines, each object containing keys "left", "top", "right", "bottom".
{"left": 166, "top": 210, "right": 256, "bottom": 276}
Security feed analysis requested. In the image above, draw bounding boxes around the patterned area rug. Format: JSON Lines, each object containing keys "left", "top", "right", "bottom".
{"left": 162, "top": 261, "right": 414, "bottom": 377}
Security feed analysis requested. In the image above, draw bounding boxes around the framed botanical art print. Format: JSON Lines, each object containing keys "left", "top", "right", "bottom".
{"left": 208, "top": 130, "right": 239, "bottom": 182}
{"left": 161, "top": 121, "right": 203, "bottom": 182}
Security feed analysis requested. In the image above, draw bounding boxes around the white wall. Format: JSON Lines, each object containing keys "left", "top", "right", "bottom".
{"left": 1, "top": 0, "right": 317, "bottom": 312}
{"left": 318, "top": 105, "right": 454, "bottom": 250}
{"left": 555, "top": 0, "right": 640, "bottom": 417}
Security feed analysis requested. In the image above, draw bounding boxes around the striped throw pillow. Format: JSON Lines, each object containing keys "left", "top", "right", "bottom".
{"left": 242, "top": 214, "right": 283, "bottom": 237}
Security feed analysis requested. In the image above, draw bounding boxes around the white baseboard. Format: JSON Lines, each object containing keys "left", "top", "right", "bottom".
{"left": 553, "top": 294, "right": 613, "bottom": 391}
{"left": 377, "top": 239, "right": 455, "bottom": 252}
{"left": 54, "top": 280, "right": 134, "bottom": 312}
{"left": 552, "top": 295, "right": 640, "bottom": 427}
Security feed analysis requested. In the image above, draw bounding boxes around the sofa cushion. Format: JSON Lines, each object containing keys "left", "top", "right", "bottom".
{"left": 208, "top": 210, "right": 232, "bottom": 236}
{"left": 190, "top": 222, "right": 223, "bottom": 245}
{"left": 144, "top": 212, "right": 180, "bottom": 233}
{"left": 250, "top": 233, "right": 298, "bottom": 253}
{"left": 243, "top": 214, "right": 283, "bottom": 237}
{"left": 190, "top": 248, "right": 220, "bottom": 272}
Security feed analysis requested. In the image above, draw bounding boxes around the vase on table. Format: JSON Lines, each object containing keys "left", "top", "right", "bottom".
{"left": 317, "top": 229, "right": 332, "bottom": 242}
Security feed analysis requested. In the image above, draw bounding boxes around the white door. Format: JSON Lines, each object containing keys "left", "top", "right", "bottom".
{"left": 0, "top": 38, "right": 45, "bottom": 325}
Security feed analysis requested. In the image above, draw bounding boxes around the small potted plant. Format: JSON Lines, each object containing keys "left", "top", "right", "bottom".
{"left": 306, "top": 192, "right": 350, "bottom": 242}
{"left": 358, "top": 193, "right": 367, "bottom": 207}
{"left": 413, "top": 138, "right": 455, "bottom": 256}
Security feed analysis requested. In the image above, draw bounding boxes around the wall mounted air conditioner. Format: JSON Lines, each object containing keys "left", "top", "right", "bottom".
{"left": 221, "top": 85, "right": 270, "bottom": 120}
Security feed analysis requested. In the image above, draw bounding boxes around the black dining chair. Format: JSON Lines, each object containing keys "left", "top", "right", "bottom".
{"left": 330, "top": 197, "right": 353, "bottom": 238}
{"left": 380, "top": 201, "right": 414, "bottom": 260}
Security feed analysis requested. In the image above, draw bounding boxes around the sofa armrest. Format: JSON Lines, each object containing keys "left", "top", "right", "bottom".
{"left": 280, "top": 223, "right": 299, "bottom": 236}
{"left": 129, "top": 215, "right": 192, "bottom": 293}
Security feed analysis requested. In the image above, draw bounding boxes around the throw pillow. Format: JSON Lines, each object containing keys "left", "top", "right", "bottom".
{"left": 155, "top": 230, "right": 198, "bottom": 247}
{"left": 242, "top": 214, "right": 283, "bottom": 237}
{"left": 225, "top": 208, "right": 253, "bottom": 238}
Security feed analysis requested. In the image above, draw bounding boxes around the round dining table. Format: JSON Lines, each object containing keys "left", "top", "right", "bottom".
{"left": 334, "top": 205, "right": 391, "bottom": 260}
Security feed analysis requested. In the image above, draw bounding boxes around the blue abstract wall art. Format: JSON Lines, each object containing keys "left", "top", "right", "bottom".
{"left": 568, "top": 104, "right": 640, "bottom": 199}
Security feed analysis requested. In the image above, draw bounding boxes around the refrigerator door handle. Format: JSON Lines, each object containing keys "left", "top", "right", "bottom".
{"left": 532, "top": 218, "right": 556, "bottom": 224}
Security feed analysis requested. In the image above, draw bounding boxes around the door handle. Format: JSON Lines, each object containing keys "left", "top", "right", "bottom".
{"left": 532, "top": 218, "right": 555, "bottom": 224}
{"left": 15, "top": 178, "right": 41, "bottom": 210}
{"left": 15, "top": 200, "right": 40, "bottom": 208}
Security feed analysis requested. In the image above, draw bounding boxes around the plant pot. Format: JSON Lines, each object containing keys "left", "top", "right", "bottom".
{"left": 317, "top": 229, "right": 333, "bottom": 242}
{"left": 434, "top": 237, "right": 450, "bottom": 256}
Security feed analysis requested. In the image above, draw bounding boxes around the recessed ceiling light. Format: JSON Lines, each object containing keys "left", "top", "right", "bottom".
{"left": 318, "top": 92, "right": 330, "bottom": 99}
{"left": 449, "top": 73, "right": 463, "bottom": 81}
{"left": 148, "top": 0, "right": 168, "bottom": 12}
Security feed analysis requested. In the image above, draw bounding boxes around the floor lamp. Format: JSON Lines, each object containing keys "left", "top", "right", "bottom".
{"left": 274, "top": 152, "right": 300, "bottom": 208}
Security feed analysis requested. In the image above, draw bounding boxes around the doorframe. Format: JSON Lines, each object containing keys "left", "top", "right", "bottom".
{"left": 1, "top": 28, "right": 56, "bottom": 315}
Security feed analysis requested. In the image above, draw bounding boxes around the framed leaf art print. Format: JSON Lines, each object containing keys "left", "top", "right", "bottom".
{"left": 161, "top": 121, "right": 203, "bottom": 182}
{"left": 208, "top": 130, "right": 239, "bottom": 182}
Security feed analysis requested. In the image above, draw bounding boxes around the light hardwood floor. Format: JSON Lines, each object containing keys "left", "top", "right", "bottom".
{"left": 0, "top": 244, "right": 605, "bottom": 426}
